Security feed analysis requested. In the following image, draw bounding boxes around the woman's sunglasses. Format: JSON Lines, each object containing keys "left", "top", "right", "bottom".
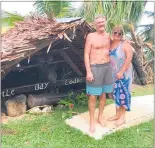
{"left": 113, "top": 32, "right": 122, "bottom": 36}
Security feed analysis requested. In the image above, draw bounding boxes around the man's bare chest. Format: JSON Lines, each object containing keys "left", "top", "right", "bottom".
{"left": 92, "top": 36, "right": 110, "bottom": 49}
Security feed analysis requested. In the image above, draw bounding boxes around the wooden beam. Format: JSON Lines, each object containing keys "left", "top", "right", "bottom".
{"left": 1, "top": 38, "right": 68, "bottom": 79}
{"left": 1, "top": 77, "right": 86, "bottom": 99}
{"left": 2, "top": 38, "right": 55, "bottom": 79}
{"left": 59, "top": 49, "right": 83, "bottom": 76}
{"left": 65, "top": 41, "right": 84, "bottom": 61}
{"left": 13, "top": 60, "right": 65, "bottom": 70}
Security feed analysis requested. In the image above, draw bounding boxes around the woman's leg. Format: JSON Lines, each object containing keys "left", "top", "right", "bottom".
{"left": 115, "top": 106, "right": 126, "bottom": 126}
{"left": 107, "top": 107, "right": 122, "bottom": 121}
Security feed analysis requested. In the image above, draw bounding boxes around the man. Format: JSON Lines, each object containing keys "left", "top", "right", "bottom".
{"left": 84, "top": 15, "right": 113, "bottom": 133}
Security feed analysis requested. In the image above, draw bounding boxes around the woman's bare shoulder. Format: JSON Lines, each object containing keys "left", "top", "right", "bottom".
{"left": 122, "top": 41, "right": 134, "bottom": 53}
{"left": 122, "top": 41, "right": 132, "bottom": 49}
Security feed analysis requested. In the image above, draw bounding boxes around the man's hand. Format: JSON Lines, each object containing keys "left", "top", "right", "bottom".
{"left": 116, "top": 71, "right": 124, "bottom": 80}
{"left": 86, "top": 72, "right": 94, "bottom": 82}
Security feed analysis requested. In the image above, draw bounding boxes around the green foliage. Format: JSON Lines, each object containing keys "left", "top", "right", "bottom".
{"left": 74, "top": 92, "right": 88, "bottom": 106}
{"left": 1, "top": 11, "right": 24, "bottom": 27}
{"left": 58, "top": 92, "right": 74, "bottom": 107}
{"left": 74, "top": 0, "right": 145, "bottom": 33}
{"left": 137, "top": 11, "right": 154, "bottom": 43}
{"left": 34, "top": 0, "right": 73, "bottom": 18}
{"left": 1, "top": 85, "right": 154, "bottom": 148}
{"left": 1, "top": 112, "right": 154, "bottom": 148}
{"left": 58, "top": 92, "right": 88, "bottom": 107}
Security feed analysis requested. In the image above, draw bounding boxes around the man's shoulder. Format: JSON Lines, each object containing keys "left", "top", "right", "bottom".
{"left": 105, "top": 32, "right": 110, "bottom": 37}
{"left": 86, "top": 32, "right": 95, "bottom": 40}
{"left": 87, "top": 32, "right": 95, "bottom": 36}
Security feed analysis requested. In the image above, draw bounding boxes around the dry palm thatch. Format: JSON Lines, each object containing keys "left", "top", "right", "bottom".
{"left": 1, "top": 16, "right": 93, "bottom": 79}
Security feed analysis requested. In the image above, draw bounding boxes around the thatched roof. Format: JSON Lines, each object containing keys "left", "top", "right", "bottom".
{"left": 1, "top": 16, "right": 93, "bottom": 79}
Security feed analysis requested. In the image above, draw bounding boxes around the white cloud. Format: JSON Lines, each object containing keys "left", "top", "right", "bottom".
{"left": 144, "top": 1, "right": 154, "bottom": 12}
{"left": 1, "top": 2, "right": 35, "bottom": 16}
{"left": 72, "top": 2, "right": 82, "bottom": 8}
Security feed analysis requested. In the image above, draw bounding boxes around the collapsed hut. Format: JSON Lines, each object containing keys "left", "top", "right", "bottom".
{"left": 1, "top": 17, "right": 94, "bottom": 112}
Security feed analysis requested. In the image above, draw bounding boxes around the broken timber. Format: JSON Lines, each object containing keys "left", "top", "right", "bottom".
{"left": 1, "top": 77, "right": 86, "bottom": 99}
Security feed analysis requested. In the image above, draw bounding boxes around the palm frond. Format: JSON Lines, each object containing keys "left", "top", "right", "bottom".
{"left": 137, "top": 24, "right": 153, "bottom": 43}
{"left": 74, "top": 1, "right": 146, "bottom": 33}
{"left": 34, "top": 0, "right": 72, "bottom": 18}
{"left": 144, "top": 11, "right": 154, "bottom": 17}
{"left": 1, "top": 11, "right": 24, "bottom": 26}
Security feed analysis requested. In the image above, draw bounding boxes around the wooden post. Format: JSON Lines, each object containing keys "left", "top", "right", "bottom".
{"left": 59, "top": 49, "right": 83, "bottom": 76}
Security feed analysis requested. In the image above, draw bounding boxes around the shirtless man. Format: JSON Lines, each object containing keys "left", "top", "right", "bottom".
{"left": 84, "top": 15, "right": 113, "bottom": 133}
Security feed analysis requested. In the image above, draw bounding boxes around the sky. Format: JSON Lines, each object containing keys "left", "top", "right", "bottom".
{"left": 1, "top": 1, "right": 154, "bottom": 25}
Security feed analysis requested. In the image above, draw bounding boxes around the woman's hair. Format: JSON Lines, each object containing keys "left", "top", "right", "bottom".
{"left": 112, "top": 25, "right": 124, "bottom": 36}
{"left": 112, "top": 25, "right": 135, "bottom": 52}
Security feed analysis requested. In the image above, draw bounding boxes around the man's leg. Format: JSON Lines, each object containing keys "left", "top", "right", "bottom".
{"left": 88, "top": 95, "right": 97, "bottom": 133}
{"left": 98, "top": 93, "right": 106, "bottom": 127}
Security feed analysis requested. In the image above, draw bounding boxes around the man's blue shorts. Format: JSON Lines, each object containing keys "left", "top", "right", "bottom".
{"left": 86, "top": 62, "right": 113, "bottom": 96}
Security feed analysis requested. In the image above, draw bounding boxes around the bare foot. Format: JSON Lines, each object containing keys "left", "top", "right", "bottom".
{"left": 97, "top": 116, "right": 106, "bottom": 127}
{"left": 114, "top": 118, "right": 126, "bottom": 127}
{"left": 107, "top": 115, "right": 119, "bottom": 121}
{"left": 108, "top": 93, "right": 113, "bottom": 99}
{"left": 89, "top": 123, "right": 95, "bottom": 133}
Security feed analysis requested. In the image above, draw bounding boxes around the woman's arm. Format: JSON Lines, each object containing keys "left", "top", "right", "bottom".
{"left": 121, "top": 43, "right": 133, "bottom": 72}
{"left": 117, "top": 42, "right": 133, "bottom": 79}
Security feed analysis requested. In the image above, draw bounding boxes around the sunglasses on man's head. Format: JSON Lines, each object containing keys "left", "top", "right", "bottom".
{"left": 113, "top": 32, "right": 122, "bottom": 36}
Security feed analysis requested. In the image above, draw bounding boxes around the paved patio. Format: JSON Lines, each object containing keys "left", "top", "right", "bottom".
{"left": 65, "top": 95, "right": 154, "bottom": 139}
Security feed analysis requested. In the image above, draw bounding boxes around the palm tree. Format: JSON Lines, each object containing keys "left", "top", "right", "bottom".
{"left": 34, "top": 0, "right": 74, "bottom": 19}
{"left": 136, "top": 11, "right": 154, "bottom": 43}
{"left": 74, "top": 1, "right": 146, "bottom": 33}
{"left": 1, "top": 11, "right": 24, "bottom": 26}
{"left": 129, "top": 10, "right": 154, "bottom": 84}
{"left": 1, "top": 11, "right": 24, "bottom": 33}
{"left": 1, "top": 0, "right": 73, "bottom": 29}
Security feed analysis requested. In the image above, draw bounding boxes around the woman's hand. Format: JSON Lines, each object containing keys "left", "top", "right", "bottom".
{"left": 116, "top": 71, "right": 124, "bottom": 79}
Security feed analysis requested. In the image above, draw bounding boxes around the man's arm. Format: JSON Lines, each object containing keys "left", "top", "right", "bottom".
{"left": 84, "top": 33, "right": 94, "bottom": 82}
{"left": 84, "top": 33, "right": 92, "bottom": 74}
{"left": 107, "top": 33, "right": 111, "bottom": 50}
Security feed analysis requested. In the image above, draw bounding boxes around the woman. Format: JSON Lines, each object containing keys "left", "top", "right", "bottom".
{"left": 108, "top": 25, "right": 133, "bottom": 126}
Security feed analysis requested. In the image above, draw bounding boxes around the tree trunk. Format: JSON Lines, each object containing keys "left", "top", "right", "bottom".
{"left": 132, "top": 51, "right": 147, "bottom": 85}
{"left": 129, "top": 24, "right": 153, "bottom": 85}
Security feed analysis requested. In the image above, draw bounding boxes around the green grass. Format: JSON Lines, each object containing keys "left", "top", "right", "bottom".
{"left": 131, "top": 84, "right": 154, "bottom": 97}
{"left": 2, "top": 84, "right": 154, "bottom": 148}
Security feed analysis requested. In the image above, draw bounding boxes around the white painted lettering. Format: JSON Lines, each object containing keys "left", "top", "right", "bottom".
{"left": 11, "top": 90, "right": 15, "bottom": 95}
{"left": 65, "top": 80, "right": 68, "bottom": 85}
{"left": 1, "top": 89, "right": 15, "bottom": 98}
{"left": 35, "top": 84, "right": 40, "bottom": 90}
{"left": 1, "top": 91, "right": 5, "bottom": 98}
{"left": 35, "top": 82, "right": 49, "bottom": 91}
{"left": 40, "top": 84, "right": 44, "bottom": 90}
{"left": 65, "top": 78, "right": 83, "bottom": 85}
{"left": 44, "top": 82, "right": 49, "bottom": 89}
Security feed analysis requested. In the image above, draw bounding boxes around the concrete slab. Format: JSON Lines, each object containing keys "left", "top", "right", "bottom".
{"left": 65, "top": 95, "right": 154, "bottom": 140}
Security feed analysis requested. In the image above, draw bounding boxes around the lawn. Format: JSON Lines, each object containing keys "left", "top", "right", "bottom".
{"left": 2, "top": 84, "right": 154, "bottom": 148}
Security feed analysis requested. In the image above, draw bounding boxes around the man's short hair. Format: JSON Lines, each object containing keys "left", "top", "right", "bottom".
{"left": 94, "top": 14, "right": 106, "bottom": 21}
